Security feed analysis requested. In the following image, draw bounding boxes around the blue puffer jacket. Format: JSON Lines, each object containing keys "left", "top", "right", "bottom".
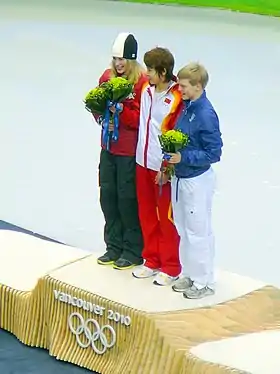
{"left": 174, "top": 91, "right": 223, "bottom": 179}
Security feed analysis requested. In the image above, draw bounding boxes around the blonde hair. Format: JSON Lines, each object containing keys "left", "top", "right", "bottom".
{"left": 110, "top": 59, "right": 146, "bottom": 85}
{"left": 177, "top": 62, "right": 209, "bottom": 89}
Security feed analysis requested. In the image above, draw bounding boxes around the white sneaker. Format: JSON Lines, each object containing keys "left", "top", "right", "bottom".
{"left": 153, "top": 272, "right": 178, "bottom": 286}
{"left": 183, "top": 285, "right": 215, "bottom": 299}
{"left": 172, "top": 277, "right": 193, "bottom": 292}
{"left": 132, "top": 265, "right": 158, "bottom": 279}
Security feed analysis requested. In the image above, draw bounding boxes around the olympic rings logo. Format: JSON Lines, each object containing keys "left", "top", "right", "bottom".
{"left": 68, "top": 312, "right": 116, "bottom": 355}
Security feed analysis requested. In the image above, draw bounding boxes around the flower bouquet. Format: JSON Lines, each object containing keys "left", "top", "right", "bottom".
{"left": 102, "top": 76, "right": 133, "bottom": 103}
{"left": 84, "top": 77, "right": 133, "bottom": 150}
{"left": 84, "top": 86, "right": 109, "bottom": 115}
{"left": 158, "top": 129, "right": 189, "bottom": 190}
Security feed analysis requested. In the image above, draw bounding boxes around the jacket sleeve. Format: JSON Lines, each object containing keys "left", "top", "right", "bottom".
{"left": 118, "top": 101, "right": 140, "bottom": 130}
{"left": 180, "top": 110, "right": 223, "bottom": 167}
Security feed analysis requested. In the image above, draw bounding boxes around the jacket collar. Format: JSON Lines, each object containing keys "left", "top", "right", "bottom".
{"left": 147, "top": 80, "right": 179, "bottom": 97}
{"left": 183, "top": 90, "right": 206, "bottom": 109}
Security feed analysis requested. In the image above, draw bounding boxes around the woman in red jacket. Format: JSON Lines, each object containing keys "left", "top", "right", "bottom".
{"left": 96, "top": 33, "right": 147, "bottom": 270}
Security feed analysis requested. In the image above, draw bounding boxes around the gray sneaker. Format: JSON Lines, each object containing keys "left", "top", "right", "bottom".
{"left": 183, "top": 285, "right": 214, "bottom": 299}
{"left": 172, "top": 277, "right": 193, "bottom": 292}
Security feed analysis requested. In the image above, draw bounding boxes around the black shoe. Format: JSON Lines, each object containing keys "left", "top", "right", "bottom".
{"left": 113, "top": 258, "right": 136, "bottom": 270}
{"left": 97, "top": 252, "right": 118, "bottom": 265}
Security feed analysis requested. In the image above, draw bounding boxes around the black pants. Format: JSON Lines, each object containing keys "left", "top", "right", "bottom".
{"left": 99, "top": 149, "right": 143, "bottom": 263}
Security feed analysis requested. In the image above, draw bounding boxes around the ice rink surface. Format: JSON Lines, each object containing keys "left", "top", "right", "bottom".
{"left": 1, "top": 0, "right": 280, "bottom": 289}
{"left": 1, "top": 2, "right": 280, "bottom": 373}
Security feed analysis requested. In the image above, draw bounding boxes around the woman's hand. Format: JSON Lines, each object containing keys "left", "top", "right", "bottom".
{"left": 155, "top": 171, "right": 169, "bottom": 185}
{"left": 108, "top": 104, "right": 124, "bottom": 131}
{"left": 109, "top": 103, "right": 123, "bottom": 114}
{"left": 109, "top": 122, "right": 114, "bottom": 132}
{"left": 167, "top": 152, "right": 181, "bottom": 164}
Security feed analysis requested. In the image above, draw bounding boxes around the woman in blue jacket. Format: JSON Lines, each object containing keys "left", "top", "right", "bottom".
{"left": 167, "top": 62, "right": 223, "bottom": 299}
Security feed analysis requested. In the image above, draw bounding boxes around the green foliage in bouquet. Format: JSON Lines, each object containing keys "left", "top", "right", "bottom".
{"left": 159, "top": 129, "right": 189, "bottom": 153}
{"left": 84, "top": 76, "right": 133, "bottom": 116}
{"left": 84, "top": 86, "right": 109, "bottom": 115}
{"left": 102, "top": 76, "right": 133, "bottom": 103}
{"left": 159, "top": 129, "right": 189, "bottom": 180}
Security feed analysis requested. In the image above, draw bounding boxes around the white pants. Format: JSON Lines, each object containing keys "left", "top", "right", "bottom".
{"left": 171, "top": 168, "right": 216, "bottom": 289}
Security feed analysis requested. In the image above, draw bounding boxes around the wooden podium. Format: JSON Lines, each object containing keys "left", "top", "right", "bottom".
{"left": 0, "top": 230, "right": 279, "bottom": 374}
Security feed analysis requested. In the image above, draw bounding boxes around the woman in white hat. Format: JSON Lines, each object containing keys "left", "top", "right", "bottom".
{"left": 95, "top": 33, "right": 148, "bottom": 270}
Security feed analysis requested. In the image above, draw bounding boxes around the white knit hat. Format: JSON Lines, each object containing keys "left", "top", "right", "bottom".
{"left": 112, "top": 32, "right": 138, "bottom": 60}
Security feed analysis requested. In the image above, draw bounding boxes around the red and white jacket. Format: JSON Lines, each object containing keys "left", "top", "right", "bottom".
{"left": 136, "top": 81, "right": 182, "bottom": 171}
{"left": 96, "top": 69, "right": 148, "bottom": 156}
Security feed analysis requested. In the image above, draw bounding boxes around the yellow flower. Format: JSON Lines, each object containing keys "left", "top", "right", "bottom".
{"left": 159, "top": 129, "right": 188, "bottom": 153}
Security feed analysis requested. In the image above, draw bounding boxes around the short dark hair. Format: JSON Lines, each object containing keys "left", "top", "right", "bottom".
{"left": 144, "top": 47, "right": 175, "bottom": 82}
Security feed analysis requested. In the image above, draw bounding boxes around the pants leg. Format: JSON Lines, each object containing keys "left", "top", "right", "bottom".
{"left": 99, "top": 149, "right": 122, "bottom": 259}
{"left": 116, "top": 156, "right": 143, "bottom": 264}
{"left": 172, "top": 169, "right": 216, "bottom": 288}
{"left": 136, "top": 165, "right": 160, "bottom": 269}
{"left": 156, "top": 181, "right": 181, "bottom": 277}
{"left": 171, "top": 178, "right": 188, "bottom": 277}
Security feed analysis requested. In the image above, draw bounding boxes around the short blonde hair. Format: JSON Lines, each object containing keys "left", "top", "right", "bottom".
{"left": 110, "top": 59, "right": 145, "bottom": 85}
{"left": 177, "top": 62, "right": 209, "bottom": 89}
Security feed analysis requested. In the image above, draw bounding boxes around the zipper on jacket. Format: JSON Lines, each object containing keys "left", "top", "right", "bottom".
{"left": 143, "top": 89, "right": 153, "bottom": 168}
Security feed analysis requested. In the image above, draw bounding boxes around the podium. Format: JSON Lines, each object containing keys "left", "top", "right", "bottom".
{"left": 0, "top": 230, "right": 279, "bottom": 374}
